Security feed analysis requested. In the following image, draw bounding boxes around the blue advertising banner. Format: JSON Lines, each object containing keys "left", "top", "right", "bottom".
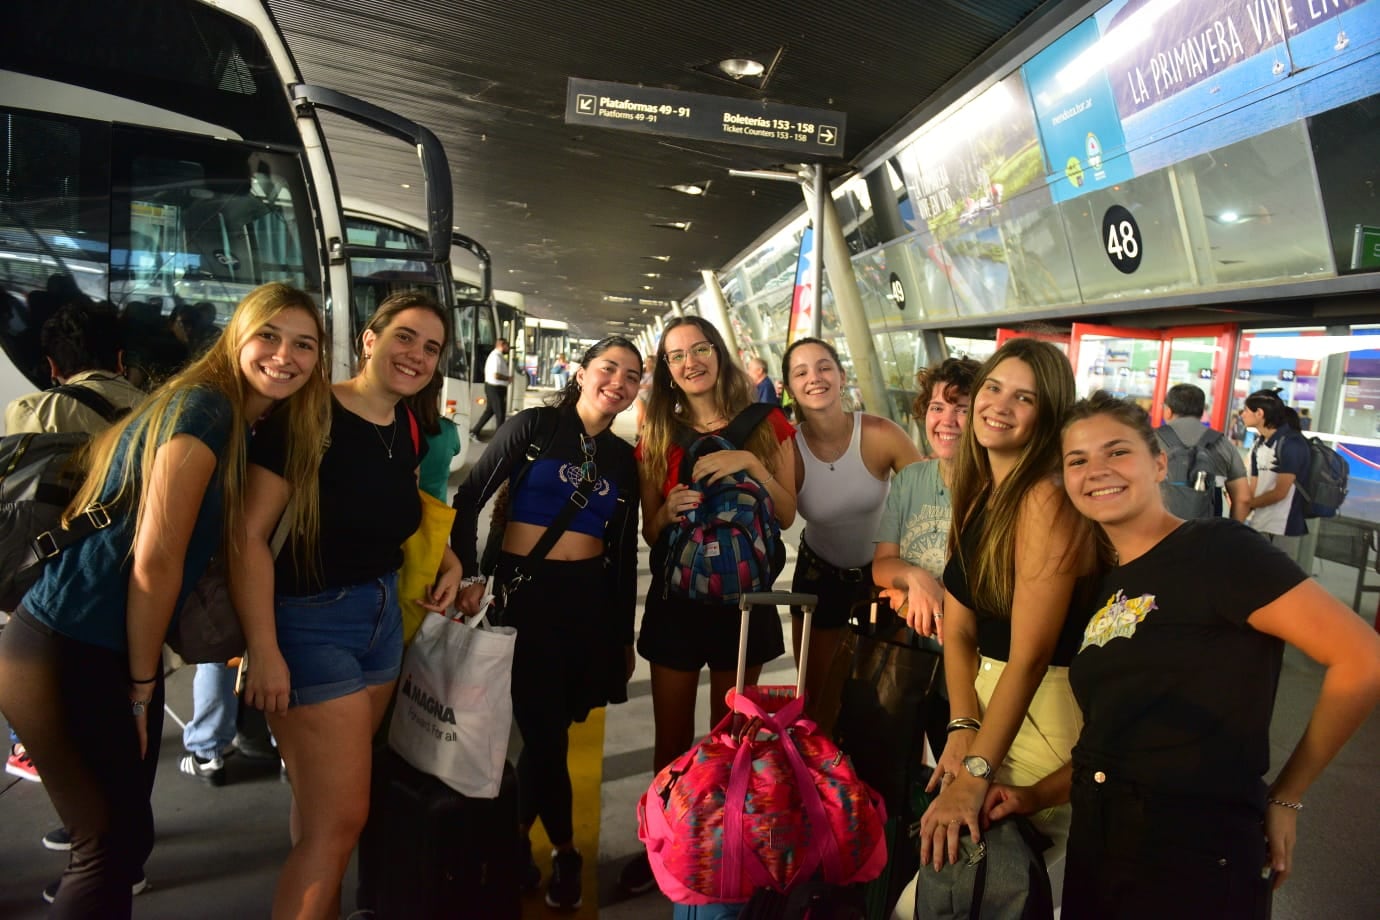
{"left": 1023, "top": 0, "right": 1380, "bottom": 194}
{"left": 1023, "top": 17, "right": 1135, "bottom": 202}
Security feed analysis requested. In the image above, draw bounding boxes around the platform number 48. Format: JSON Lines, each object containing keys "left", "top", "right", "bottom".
{"left": 1101, "top": 205, "right": 1142, "bottom": 274}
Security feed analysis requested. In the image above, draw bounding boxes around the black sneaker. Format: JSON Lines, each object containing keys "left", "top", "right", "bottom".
{"left": 42, "top": 827, "right": 71, "bottom": 851}
{"left": 43, "top": 875, "right": 148, "bottom": 903}
{"left": 178, "top": 752, "right": 226, "bottom": 786}
{"left": 544, "top": 848, "right": 582, "bottom": 910}
{"left": 617, "top": 851, "right": 657, "bottom": 897}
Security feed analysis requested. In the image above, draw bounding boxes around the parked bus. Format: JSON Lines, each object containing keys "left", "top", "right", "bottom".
{"left": 1, "top": 0, "right": 452, "bottom": 425}
{"left": 341, "top": 201, "right": 526, "bottom": 467}
{"left": 524, "top": 317, "right": 571, "bottom": 388}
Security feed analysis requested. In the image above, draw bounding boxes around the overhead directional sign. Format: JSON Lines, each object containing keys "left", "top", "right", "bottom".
{"left": 566, "top": 77, "right": 846, "bottom": 158}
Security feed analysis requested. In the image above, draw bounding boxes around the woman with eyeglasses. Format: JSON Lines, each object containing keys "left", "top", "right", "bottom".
{"left": 451, "top": 336, "right": 644, "bottom": 911}
{"left": 618, "top": 315, "right": 797, "bottom": 898}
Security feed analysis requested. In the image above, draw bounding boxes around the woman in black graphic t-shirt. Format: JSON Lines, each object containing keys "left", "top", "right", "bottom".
{"left": 985, "top": 393, "right": 1380, "bottom": 919}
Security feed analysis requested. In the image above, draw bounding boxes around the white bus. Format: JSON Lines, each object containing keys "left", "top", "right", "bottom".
{"left": 1, "top": 0, "right": 453, "bottom": 425}
{"left": 342, "top": 200, "right": 527, "bottom": 466}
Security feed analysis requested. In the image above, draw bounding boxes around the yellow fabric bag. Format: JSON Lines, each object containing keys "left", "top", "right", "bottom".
{"left": 398, "top": 489, "right": 457, "bottom": 644}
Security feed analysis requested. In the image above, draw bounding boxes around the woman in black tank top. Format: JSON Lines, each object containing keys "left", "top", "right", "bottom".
{"left": 916, "top": 338, "right": 1099, "bottom": 880}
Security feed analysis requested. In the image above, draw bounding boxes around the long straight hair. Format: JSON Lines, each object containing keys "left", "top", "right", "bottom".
{"left": 947, "top": 338, "right": 1084, "bottom": 616}
{"left": 66, "top": 283, "right": 332, "bottom": 571}
{"left": 640, "top": 316, "right": 778, "bottom": 489}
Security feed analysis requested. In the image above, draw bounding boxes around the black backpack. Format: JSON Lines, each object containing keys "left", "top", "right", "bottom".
{"left": 0, "top": 431, "right": 113, "bottom": 610}
{"left": 1156, "top": 425, "right": 1222, "bottom": 520}
{"left": 0, "top": 384, "right": 130, "bottom": 610}
{"left": 1295, "top": 434, "right": 1348, "bottom": 519}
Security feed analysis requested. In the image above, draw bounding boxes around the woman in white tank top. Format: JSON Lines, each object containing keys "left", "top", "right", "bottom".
{"left": 783, "top": 337, "right": 921, "bottom": 705}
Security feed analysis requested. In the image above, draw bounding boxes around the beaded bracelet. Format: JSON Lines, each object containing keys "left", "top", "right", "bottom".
{"left": 1267, "top": 798, "right": 1304, "bottom": 811}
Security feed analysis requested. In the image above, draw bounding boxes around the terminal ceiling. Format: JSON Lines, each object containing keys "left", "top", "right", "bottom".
{"left": 267, "top": 0, "right": 1053, "bottom": 336}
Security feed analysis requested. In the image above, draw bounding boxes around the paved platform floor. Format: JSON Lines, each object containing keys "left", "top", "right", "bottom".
{"left": 3, "top": 395, "right": 1378, "bottom": 917}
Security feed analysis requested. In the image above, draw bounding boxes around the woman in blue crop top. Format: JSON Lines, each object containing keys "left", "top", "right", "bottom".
{"left": 234, "top": 292, "right": 461, "bottom": 920}
{"left": 782, "top": 336, "right": 921, "bottom": 705}
{"left": 916, "top": 338, "right": 1100, "bottom": 886}
{"left": 450, "top": 335, "right": 643, "bottom": 911}
{"left": 0, "top": 283, "right": 330, "bottom": 916}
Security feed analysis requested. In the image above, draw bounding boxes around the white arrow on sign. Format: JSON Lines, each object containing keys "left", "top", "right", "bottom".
{"left": 818, "top": 125, "right": 837, "bottom": 146}
{"left": 577, "top": 94, "right": 596, "bottom": 114}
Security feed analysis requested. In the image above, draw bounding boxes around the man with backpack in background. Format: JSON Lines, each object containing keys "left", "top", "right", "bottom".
{"left": 3, "top": 300, "right": 144, "bottom": 437}
{"left": 1155, "top": 383, "right": 1252, "bottom": 522}
{"left": 2, "top": 300, "right": 151, "bottom": 895}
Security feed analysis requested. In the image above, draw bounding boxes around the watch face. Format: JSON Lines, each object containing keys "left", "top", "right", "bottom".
{"left": 963, "top": 755, "right": 992, "bottom": 778}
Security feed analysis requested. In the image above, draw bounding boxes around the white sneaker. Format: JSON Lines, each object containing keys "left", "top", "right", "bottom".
{"left": 178, "top": 752, "right": 226, "bottom": 786}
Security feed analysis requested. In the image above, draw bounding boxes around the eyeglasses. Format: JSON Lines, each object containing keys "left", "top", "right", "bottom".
{"left": 579, "top": 433, "right": 598, "bottom": 483}
{"left": 665, "top": 342, "right": 716, "bottom": 366}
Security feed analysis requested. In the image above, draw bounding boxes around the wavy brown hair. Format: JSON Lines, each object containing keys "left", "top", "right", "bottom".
{"left": 947, "top": 338, "right": 1087, "bottom": 616}
{"left": 65, "top": 282, "right": 331, "bottom": 573}
{"left": 640, "top": 316, "right": 779, "bottom": 491}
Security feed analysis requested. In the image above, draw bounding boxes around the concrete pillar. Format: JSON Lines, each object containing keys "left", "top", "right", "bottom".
{"left": 698, "top": 268, "right": 742, "bottom": 362}
{"left": 803, "top": 178, "right": 893, "bottom": 421}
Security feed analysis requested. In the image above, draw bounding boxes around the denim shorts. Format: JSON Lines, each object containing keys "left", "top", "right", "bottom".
{"left": 275, "top": 571, "right": 403, "bottom": 708}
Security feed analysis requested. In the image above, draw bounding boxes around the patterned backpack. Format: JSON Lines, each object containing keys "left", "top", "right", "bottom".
{"left": 638, "top": 684, "right": 888, "bottom": 905}
{"left": 663, "top": 403, "right": 783, "bottom": 605}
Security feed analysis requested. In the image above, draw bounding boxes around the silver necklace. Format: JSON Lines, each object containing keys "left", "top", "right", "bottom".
{"left": 373, "top": 417, "right": 397, "bottom": 460}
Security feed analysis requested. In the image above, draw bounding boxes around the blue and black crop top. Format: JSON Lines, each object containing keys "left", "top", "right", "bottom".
{"left": 506, "top": 456, "right": 620, "bottom": 537}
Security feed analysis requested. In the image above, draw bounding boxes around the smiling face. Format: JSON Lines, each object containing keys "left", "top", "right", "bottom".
{"left": 238, "top": 306, "right": 321, "bottom": 406}
{"left": 1062, "top": 412, "right": 1167, "bottom": 527}
{"left": 662, "top": 323, "right": 719, "bottom": 396}
{"left": 785, "top": 342, "right": 843, "bottom": 412}
{"left": 361, "top": 306, "right": 444, "bottom": 398}
{"left": 577, "top": 345, "right": 643, "bottom": 418}
{"left": 925, "top": 380, "right": 971, "bottom": 461}
{"left": 972, "top": 357, "right": 1040, "bottom": 456}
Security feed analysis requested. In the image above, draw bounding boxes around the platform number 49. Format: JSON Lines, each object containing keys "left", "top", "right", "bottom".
{"left": 1101, "top": 205, "right": 1142, "bottom": 274}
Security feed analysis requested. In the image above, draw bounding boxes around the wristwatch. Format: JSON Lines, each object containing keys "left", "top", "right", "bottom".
{"left": 131, "top": 699, "right": 149, "bottom": 718}
{"left": 962, "top": 755, "right": 993, "bottom": 780}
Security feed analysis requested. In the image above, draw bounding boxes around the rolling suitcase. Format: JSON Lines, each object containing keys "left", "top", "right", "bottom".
{"left": 357, "top": 745, "right": 521, "bottom": 919}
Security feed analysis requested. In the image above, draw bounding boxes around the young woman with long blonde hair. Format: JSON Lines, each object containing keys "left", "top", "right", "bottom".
{"left": 0, "top": 282, "right": 330, "bottom": 917}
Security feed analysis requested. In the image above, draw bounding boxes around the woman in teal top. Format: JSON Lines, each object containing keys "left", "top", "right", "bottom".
{"left": 0, "top": 282, "right": 331, "bottom": 918}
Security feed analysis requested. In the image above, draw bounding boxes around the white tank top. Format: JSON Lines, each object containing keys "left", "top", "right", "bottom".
{"left": 796, "top": 413, "right": 891, "bottom": 568}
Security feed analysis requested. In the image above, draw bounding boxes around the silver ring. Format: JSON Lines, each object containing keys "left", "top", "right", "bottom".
{"left": 935, "top": 612, "right": 945, "bottom": 620}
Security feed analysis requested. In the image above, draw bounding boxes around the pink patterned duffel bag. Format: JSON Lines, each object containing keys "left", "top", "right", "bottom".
{"left": 637, "top": 685, "right": 888, "bottom": 905}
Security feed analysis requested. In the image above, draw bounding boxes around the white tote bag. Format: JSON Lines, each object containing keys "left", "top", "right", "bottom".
{"left": 388, "top": 608, "right": 516, "bottom": 799}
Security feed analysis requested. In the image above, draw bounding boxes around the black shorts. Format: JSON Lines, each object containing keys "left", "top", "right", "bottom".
{"left": 789, "top": 536, "right": 874, "bottom": 630}
{"left": 636, "top": 542, "right": 785, "bottom": 672}
{"left": 1063, "top": 772, "right": 1270, "bottom": 920}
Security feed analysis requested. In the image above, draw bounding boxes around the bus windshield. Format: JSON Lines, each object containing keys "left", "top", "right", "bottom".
{"left": 0, "top": 111, "right": 319, "bottom": 389}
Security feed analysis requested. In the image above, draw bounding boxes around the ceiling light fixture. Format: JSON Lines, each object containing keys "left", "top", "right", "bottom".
{"left": 667, "top": 183, "right": 706, "bottom": 196}
{"left": 642, "top": 272, "right": 661, "bottom": 279}
{"left": 718, "top": 58, "right": 765, "bottom": 80}
{"left": 642, "top": 255, "right": 672, "bottom": 263}
{"left": 642, "top": 285, "right": 654, "bottom": 290}
{"left": 652, "top": 221, "right": 692, "bottom": 231}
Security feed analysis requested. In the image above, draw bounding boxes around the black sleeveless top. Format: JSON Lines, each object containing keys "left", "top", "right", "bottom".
{"left": 941, "top": 503, "right": 1092, "bottom": 666}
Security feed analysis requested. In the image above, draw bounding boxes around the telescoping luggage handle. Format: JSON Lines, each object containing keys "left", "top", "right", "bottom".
{"left": 737, "top": 592, "right": 818, "bottom": 700}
